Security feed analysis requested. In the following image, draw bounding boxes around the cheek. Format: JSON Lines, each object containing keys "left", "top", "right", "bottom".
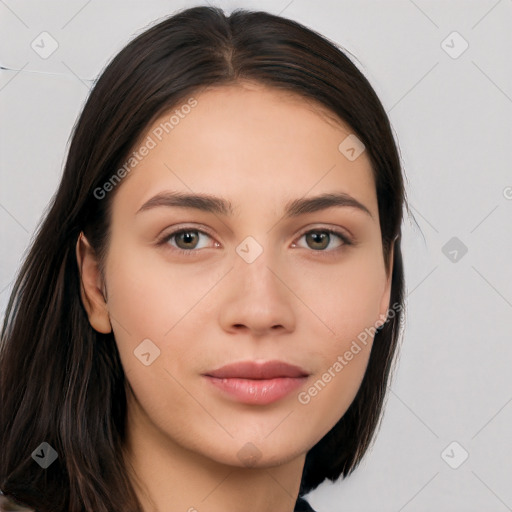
{"left": 290, "top": 253, "right": 383, "bottom": 435}
{"left": 103, "top": 249, "right": 226, "bottom": 392}
{"left": 104, "top": 254, "right": 211, "bottom": 436}
{"left": 295, "top": 271, "right": 379, "bottom": 440}
{"left": 299, "top": 251, "right": 385, "bottom": 339}
{"left": 104, "top": 246, "right": 221, "bottom": 339}
{"left": 296, "top": 343, "right": 371, "bottom": 446}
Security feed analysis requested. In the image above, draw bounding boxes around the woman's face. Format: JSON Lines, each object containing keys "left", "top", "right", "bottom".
{"left": 84, "top": 82, "right": 393, "bottom": 469}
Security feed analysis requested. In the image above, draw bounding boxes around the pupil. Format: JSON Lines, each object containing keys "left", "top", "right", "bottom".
{"left": 180, "top": 231, "right": 197, "bottom": 248}
{"left": 308, "top": 231, "right": 328, "bottom": 250}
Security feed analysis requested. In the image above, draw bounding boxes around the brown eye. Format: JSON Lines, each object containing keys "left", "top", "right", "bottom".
{"left": 159, "top": 228, "right": 217, "bottom": 255}
{"left": 297, "top": 229, "right": 350, "bottom": 252}
{"left": 174, "top": 230, "right": 201, "bottom": 250}
{"left": 305, "top": 231, "right": 330, "bottom": 250}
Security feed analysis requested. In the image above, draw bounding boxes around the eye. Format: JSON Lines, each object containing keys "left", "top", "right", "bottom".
{"left": 157, "top": 225, "right": 353, "bottom": 257}
{"left": 292, "top": 228, "right": 353, "bottom": 252}
{"left": 158, "top": 227, "right": 218, "bottom": 255}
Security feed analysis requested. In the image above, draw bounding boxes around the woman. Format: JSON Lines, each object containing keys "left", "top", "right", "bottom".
{"left": 0, "top": 5, "right": 406, "bottom": 511}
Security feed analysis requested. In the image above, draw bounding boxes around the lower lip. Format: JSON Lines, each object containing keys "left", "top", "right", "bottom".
{"left": 203, "top": 376, "right": 308, "bottom": 405}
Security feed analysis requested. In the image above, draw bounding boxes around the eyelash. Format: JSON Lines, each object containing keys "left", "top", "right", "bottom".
{"left": 156, "top": 225, "right": 354, "bottom": 258}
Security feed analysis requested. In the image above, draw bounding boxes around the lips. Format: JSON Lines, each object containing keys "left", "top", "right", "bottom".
{"left": 202, "top": 360, "right": 310, "bottom": 405}
{"left": 204, "top": 360, "right": 309, "bottom": 380}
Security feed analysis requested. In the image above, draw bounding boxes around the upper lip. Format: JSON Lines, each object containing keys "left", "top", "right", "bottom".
{"left": 204, "top": 360, "right": 309, "bottom": 379}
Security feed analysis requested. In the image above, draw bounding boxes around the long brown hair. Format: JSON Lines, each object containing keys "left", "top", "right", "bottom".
{"left": 0, "top": 6, "right": 407, "bottom": 511}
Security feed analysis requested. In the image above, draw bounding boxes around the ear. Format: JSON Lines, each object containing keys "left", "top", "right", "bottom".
{"left": 76, "top": 232, "right": 112, "bottom": 333}
{"left": 377, "top": 237, "right": 396, "bottom": 328}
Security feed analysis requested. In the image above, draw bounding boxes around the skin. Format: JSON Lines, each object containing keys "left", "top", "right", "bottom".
{"left": 77, "top": 82, "right": 394, "bottom": 512}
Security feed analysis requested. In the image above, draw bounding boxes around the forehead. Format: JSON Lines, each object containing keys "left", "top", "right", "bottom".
{"left": 111, "top": 82, "right": 378, "bottom": 219}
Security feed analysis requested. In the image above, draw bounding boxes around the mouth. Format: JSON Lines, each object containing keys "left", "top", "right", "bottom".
{"left": 202, "top": 360, "right": 310, "bottom": 405}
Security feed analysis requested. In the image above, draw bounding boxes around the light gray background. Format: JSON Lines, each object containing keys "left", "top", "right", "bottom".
{"left": 1, "top": 1, "right": 511, "bottom": 511}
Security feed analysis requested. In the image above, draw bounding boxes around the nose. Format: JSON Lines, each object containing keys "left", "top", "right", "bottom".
{"left": 217, "top": 249, "right": 296, "bottom": 337}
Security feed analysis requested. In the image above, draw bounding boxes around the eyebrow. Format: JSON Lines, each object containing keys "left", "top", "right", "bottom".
{"left": 136, "top": 191, "right": 373, "bottom": 219}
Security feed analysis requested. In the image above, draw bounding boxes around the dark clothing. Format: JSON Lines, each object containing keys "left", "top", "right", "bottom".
{"left": 295, "top": 495, "right": 317, "bottom": 511}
